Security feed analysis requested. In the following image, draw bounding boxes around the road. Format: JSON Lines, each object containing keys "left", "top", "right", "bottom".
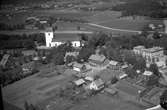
{"left": 0, "top": 30, "right": 94, "bottom": 35}
{"left": 87, "top": 23, "right": 142, "bottom": 34}
{"left": 0, "top": 22, "right": 164, "bottom": 35}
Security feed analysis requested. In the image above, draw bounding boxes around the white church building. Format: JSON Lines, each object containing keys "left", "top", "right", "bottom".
{"left": 44, "top": 28, "right": 93, "bottom": 48}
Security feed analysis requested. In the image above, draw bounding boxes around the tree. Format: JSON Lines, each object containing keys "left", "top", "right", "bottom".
{"left": 94, "top": 75, "right": 100, "bottom": 80}
{"left": 134, "top": 56, "right": 146, "bottom": 71}
{"left": 110, "top": 76, "right": 118, "bottom": 84}
{"left": 125, "top": 67, "right": 138, "bottom": 79}
{"left": 24, "top": 101, "right": 29, "bottom": 110}
{"left": 77, "top": 46, "right": 95, "bottom": 62}
{"left": 65, "top": 55, "right": 76, "bottom": 64}
{"left": 79, "top": 34, "right": 89, "bottom": 41}
{"left": 160, "top": 89, "right": 167, "bottom": 109}
{"left": 52, "top": 52, "right": 65, "bottom": 65}
{"left": 123, "top": 50, "right": 137, "bottom": 65}
{"left": 88, "top": 32, "right": 110, "bottom": 47}
{"left": 49, "top": 43, "right": 74, "bottom": 65}
{"left": 149, "top": 63, "right": 161, "bottom": 77}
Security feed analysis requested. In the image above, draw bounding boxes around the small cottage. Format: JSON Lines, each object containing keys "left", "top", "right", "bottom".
{"left": 72, "top": 62, "right": 86, "bottom": 72}
{"left": 89, "top": 79, "right": 105, "bottom": 91}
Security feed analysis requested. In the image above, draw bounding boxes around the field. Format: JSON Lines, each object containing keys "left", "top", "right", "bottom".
{"left": 2, "top": 62, "right": 152, "bottom": 110}
{"left": 1, "top": 0, "right": 164, "bottom": 36}
{"left": 71, "top": 93, "right": 147, "bottom": 110}
{"left": 2, "top": 64, "right": 75, "bottom": 109}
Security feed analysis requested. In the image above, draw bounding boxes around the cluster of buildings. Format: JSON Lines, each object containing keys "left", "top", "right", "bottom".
{"left": 61, "top": 44, "right": 167, "bottom": 109}
{"left": 147, "top": 19, "right": 167, "bottom": 34}
{"left": 66, "top": 50, "right": 128, "bottom": 93}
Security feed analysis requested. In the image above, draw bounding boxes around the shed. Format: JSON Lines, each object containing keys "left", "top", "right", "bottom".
{"left": 73, "top": 79, "right": 85, "bottom": 86}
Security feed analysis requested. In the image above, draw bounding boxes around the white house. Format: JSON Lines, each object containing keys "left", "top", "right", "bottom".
{"left": 89, "top": 79, "right": 105, "bottom": 91}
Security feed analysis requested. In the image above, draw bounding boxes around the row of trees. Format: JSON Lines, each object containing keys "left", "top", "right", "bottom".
{"left": 112, "top": 0, "right": 167, "bottom": 18}
{"left": 48, "top": 42, "right": 75, "bottom": 65}
{"left": 0, "top": 63, "right": 38, "bottom": 87}
{"left": 0, "top": 23, "right": 25, "bottom": 31}
{"left": 0, "top": 33, "right": 45, "bottom": 49}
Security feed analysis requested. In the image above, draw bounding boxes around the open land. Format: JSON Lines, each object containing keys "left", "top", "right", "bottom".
{"left": 2, "top": 63, "right": 152, "bottom": 110}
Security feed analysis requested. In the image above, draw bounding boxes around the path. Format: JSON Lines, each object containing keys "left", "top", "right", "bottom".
{"left": 87, "top": 23, "right": 142, "bottom": 33}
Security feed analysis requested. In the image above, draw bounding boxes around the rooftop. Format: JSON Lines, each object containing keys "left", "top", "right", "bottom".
{"left": 93, "top": 79, "right": 104, "bottom": 87}
{"left": 109, "top": 60, "right": 119, "bottom": 66}
{"left": 74, "top": 79, "right": 85, "bottom": 86}
{"left": 145, "top": 47, "right": 163, "bottom": 53}
{"left": 52, "top": 33, "right": 81, "bottom": 42}
{"left": 133, "top": 45, "right": 145, "bottom": 50}
{"left": 72, "top": 62, "right": 84, "bottom": 68}
{"left": 134, "top": 46, "right": 164, "bottom": 53}
{"left": 89, "top": 54, "right": 106, "bottom": 63}
{"left": 36, "top": 46, "right": 52, "bottom": 50}
{"left": 143, "top": 71, "right": 153, "bottom": 76}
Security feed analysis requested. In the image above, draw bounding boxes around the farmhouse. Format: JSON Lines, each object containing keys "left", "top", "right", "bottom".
{"left": 22, "top": 61, "right": 35, "bottom": 75}
{"left": 108, "top": 60, "right": 121, "bottom": 70}
{"left": 89, "top": 78, "right": 105, "bottom": 91}
{"left": 88, "top": 54, "right": 106, "bottom": 66}
{"left": 70, "top": 62, "right": 86, "bottom": 72}
{"left": 64, "top": 52, "right": 79, "bottom": 62}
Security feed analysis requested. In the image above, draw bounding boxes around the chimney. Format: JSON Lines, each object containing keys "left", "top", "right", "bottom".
{"left": 163, "top": 19, "right": 167, "bottom": 33}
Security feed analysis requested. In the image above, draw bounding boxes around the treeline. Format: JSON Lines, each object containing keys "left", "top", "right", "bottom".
{"left": 0, "top": 65, "right": 37, "bottom": 87}
{"left": 78, "top": 32, "right": 167, "bottom": 61}
{"left": 112, "top": 0, "right": 167, "bottom": 18}
{"left": 0, "top": 23, "right": 25, "bottom": 31}
{"left": 0, "top": 33, "right": 45, "bottom": 49}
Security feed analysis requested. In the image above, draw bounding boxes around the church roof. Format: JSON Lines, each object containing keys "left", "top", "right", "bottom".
{"left": 52, "top": 33, "right": 81, "bottom": 42}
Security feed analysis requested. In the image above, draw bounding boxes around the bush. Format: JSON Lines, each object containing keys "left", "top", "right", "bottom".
{"left": 110, "top": 77, "right": 118, "bottom": 84}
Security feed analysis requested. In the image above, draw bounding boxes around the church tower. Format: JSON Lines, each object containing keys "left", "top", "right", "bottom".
{"left": 45, "top": 28, "right": 53, "bottom": 47}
